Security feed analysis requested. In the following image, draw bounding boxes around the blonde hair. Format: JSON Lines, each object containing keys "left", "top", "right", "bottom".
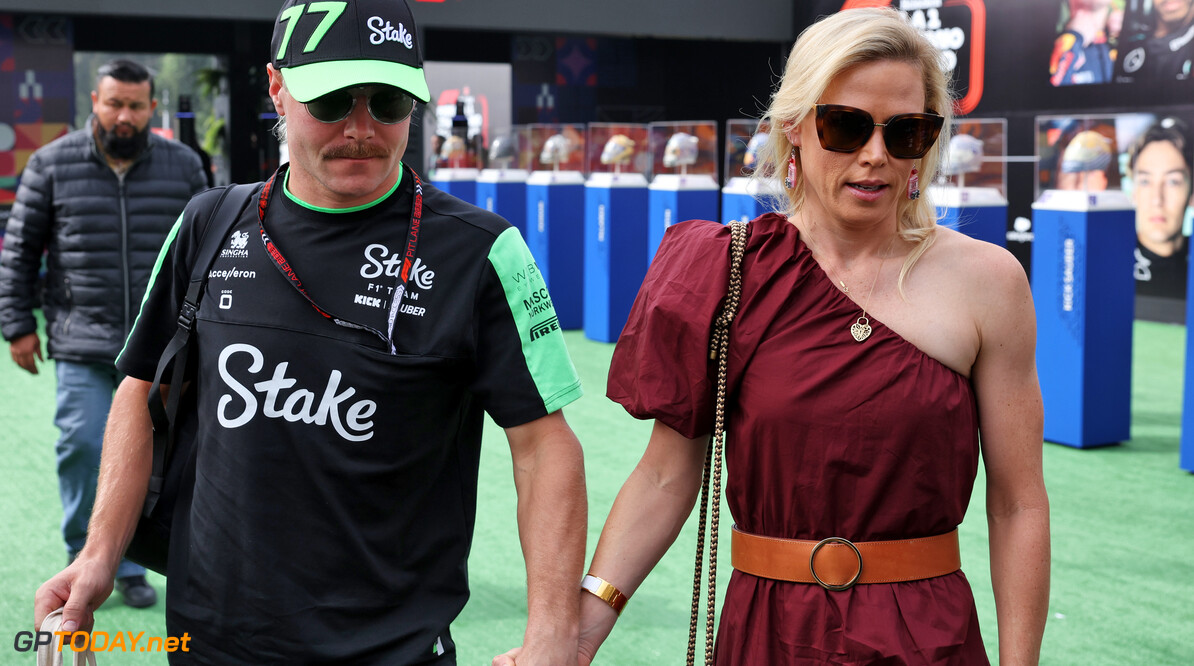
{"left": 753, "top": 7, "right": 955, "bottom": 288}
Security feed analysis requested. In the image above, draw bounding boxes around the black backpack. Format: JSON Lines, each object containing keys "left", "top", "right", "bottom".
{"left": 124, "top": 182, "right": 259, "bottom": 575}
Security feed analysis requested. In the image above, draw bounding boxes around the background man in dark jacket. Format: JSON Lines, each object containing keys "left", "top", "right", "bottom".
{"left": 0, "top": 59, "right": 206, "bottom": 608}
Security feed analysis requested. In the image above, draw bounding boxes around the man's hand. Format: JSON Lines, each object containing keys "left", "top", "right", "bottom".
{"left": 10, "top": 332, "right": 43, "bottom": 374}
{"left": 492, "top": 646, "right": 592, "bottom": 666}
{"left": 492, "top": 646, "right": 520, "bottom": 666}
{"left": 34, "top": 554, "right": 117, "bottom": 635}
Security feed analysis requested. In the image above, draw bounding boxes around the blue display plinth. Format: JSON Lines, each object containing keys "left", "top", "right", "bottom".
{"left": 477, "top": 168, "right": 528, "bottom": 237}
{"left": 931, "top": 186, "right": 1007, "bottom": 247}
{"left": 584, "top": 172, "right": 649, "bottom": 343}
{"left": 648, "top": 174, "right": 719, "bottom": 263}
{"left": 1181, "top": 264, "right": 1194, "bottom": 472}
{"left": 431, "top": 168, "right": 478, "bottom": 206}
{"left": 1031, "top": 190, "right": 1135, "bottom": 448}
{"left": 525, "top": 171, "right": 585, "bottom": 329}
{"left": 721, "top": 176, "right": 778, "bottom": 224}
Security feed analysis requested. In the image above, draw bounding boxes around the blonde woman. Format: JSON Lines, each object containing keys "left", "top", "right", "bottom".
{"left": 571, "top": 8, "right": 1048, "bottom": 665}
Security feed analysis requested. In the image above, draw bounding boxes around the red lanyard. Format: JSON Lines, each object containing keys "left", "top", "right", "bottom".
{"left": 256, "top": 166, "right": 424, "bottom": 353}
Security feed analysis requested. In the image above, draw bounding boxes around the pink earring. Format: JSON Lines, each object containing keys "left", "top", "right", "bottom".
{"left": 786, "top": 149, "right": 797, "bottom": 189}
{"left": 907, "top": 168, "right": 920, "bottom": 200}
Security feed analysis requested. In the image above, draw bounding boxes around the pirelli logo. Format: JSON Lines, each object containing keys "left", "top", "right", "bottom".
{"left": 530, "top": 316, "right": 560, "bottom": 342}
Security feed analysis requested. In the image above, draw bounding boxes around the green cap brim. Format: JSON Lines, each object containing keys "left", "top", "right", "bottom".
{"left": 281, "top": 60, "right": 430, "bottom": 103}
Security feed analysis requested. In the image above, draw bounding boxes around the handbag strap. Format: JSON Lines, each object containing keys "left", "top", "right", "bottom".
{"left": 38, "top": 609, "right": 98, "bottom": 666}
{"left": 142, "top": 183, "right": 258, "bottom": 517}
{"left": 686, "top": 220, "right": 749, "bottom": 666}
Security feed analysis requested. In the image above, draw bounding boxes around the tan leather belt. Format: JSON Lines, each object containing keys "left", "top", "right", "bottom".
{"left": 731, "top": 526, "right": 960, "bottom": 591}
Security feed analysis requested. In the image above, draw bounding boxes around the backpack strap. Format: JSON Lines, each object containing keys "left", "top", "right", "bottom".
{"left": 142, "top": 183, "right": 259, "bottom": 517}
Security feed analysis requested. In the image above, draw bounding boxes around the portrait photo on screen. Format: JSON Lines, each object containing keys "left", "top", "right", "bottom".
{"left": 1114, "top": 0, "right": 1194, "bottom": 84}
{"left": 1050, "top": 0, "right": 1124, "bottom": 86}
{"left": 1121, "top": 114, "right": 1192, "bottom": 299}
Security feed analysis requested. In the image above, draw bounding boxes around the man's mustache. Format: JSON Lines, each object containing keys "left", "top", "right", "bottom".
{"left": 323, "top": 143, "right": 389, "bottom": 159}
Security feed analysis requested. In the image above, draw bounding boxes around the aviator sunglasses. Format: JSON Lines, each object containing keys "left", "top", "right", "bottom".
{"left": 813, "top": 104, "right": 944, "bottom": 159}
{"left": 304, "top": 86, "right": 416, "bottom": 125}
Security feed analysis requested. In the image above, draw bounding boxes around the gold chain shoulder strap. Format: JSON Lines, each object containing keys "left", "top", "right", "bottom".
{"left": 686, "top": 220, "right": 749, "bottom": 666}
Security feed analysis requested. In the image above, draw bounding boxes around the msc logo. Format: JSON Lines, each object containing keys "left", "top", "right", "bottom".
{"left": 523, "top": 287, "right": 554, "bottom": 317}
{"left": 530, "top": 316, "right": 559, "bottom": 342}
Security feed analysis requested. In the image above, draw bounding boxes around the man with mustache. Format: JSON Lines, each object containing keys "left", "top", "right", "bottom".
{"left": 0, "top": 59, "right": 206, "bottom": 610}
{"left": 33, "top": 1, "right": 587, "bottom": 664}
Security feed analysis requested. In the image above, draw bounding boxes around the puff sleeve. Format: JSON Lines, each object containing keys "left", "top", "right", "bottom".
{"left": 606, "top": 219, "right": 733, "bottom": 440}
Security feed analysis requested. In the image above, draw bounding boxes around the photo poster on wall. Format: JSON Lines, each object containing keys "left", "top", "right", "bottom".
{"left": 1034, "top": 112, "right": 1191, "bottom": 302}
{"left": 812, "top": 0, "right": 1193, "bottom": 105}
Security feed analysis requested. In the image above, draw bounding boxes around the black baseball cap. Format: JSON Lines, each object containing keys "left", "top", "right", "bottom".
{"left": 271, "top": 0, "right": 431, "bottom": 104}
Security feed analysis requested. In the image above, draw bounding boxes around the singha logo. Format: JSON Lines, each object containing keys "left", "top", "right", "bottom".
{"left": 230, "top": 231, "right": 250, "bottom": 250}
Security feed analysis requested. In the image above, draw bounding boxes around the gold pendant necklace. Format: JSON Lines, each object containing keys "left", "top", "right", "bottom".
{"left": 799, "top": 213, "right": 894, "bottom": 343}
{"left": 849, "top": 239, "right": 894, "bottom": 343}
{"left": 850, "top": 316, "right": 873, "bottom": 342}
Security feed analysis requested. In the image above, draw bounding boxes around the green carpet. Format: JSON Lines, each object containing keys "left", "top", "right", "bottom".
{"left": 0, "top": 322, "right": 1189, "bottom": 664}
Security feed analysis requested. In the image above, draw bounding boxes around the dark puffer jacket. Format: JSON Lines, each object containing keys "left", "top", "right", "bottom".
{"left": 0, "top": 121, "right": 207, "bottom": 364}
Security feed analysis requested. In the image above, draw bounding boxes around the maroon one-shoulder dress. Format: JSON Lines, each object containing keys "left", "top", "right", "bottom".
{"left": 608, "top": 214, "right": 989, "bottom": 665}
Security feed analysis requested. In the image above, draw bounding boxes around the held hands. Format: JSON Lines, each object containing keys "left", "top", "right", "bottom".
{"left": 491, "top": 589, "right": 613, "bottom": 666}
{"left": 10, "top": 332, "right": 43, "bottom": 374}
{"left": 33, "top": 554, "right": 117, "bottom": 636}
{"left": 491, "top": 646, "right": 592, "bottom": 666}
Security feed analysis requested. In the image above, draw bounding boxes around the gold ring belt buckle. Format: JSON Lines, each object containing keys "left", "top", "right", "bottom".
{"left": 809, "top": 536, "right": 863, "bottom": 591}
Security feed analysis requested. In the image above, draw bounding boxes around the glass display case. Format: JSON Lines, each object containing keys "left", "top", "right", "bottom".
{"left": 484, "top": 126, "right": 532, "bottom": 174}
{"left": 477, "top": 126, "right": 531, "bottom": 235}
{"left": 527, "top": 123, "right": 587, "bottom": 176}
{"left": 724, "top": 118, "right": 771, "bottom": 184}
{"left": 586, "top": 123, "right": 650, "bottom": 176}
{"left": 1034, "top": 113, "right": 1155, "bottom": 202}
{"left": 645, "top": 121, "right": 719, "bottom": 260}
{"left": 721, "top": 118, "right": 784, "bottom": 223}
{"left": 647, "top": 120, "right": 718, "bottom": 187}
{"left": 933, "top": 118, "right": 1007, "bottom": 206}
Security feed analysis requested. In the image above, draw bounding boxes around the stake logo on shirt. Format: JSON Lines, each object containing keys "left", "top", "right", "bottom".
{"left": 360, "top": 244, "right": 435, "bottom": 290}
{"left": 358, "top": 244, "right": 436, "bottom": 317}
{"left": 216, "top": 342, "right": 377, "bottom": 442}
